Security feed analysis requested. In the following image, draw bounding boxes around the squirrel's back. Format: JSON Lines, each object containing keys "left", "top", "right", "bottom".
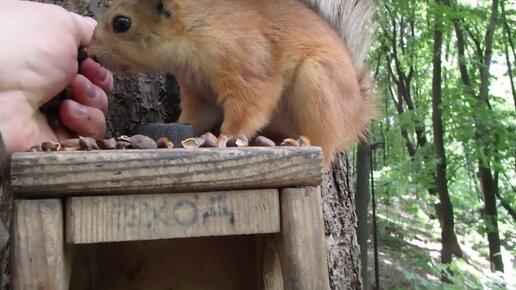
{"left": 89, "top": 0, "right": 378, "bottom": 167}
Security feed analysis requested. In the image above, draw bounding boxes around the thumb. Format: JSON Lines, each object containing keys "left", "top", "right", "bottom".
{"left": 70, "top": 13, "right": 97, "bottom": 47}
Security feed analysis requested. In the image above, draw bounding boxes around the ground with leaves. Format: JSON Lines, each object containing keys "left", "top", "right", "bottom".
{"left": 365, "top": 200, "right": 515, "bottom": 290}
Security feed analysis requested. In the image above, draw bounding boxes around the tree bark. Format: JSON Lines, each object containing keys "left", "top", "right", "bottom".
{"left": 0, "top": 132, "right": 10, "bottom": 289}
{"left": 322, "top": 152, "right": 361, "bottom": 290}
{"left": 0, "top": 0, "right": 362, "bottom": 289}
{"left": 472, "top": 0, "right": 504, "bottom": 273}
{"left": 478, "top": 164, "right": 504, "bottom": 272}
{"left": 431, "top": 2, "right": 457, "bottom": 278}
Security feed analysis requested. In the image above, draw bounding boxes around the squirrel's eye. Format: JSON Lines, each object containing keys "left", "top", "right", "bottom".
{"left": 112, "top": 15, "right": 132, "bottom": 33}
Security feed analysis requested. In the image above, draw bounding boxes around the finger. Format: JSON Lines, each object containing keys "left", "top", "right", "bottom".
{"left": 79, "top": 58, "right": 114, "bottom": 94}
{"left": 70, "top": 13, "right": 97, "bottom": 47}
{"left": 69, "top": 74, "right": 109, "bottom": 114}
{"left": 59, "top": 99, "right": 106, "bottom": 140}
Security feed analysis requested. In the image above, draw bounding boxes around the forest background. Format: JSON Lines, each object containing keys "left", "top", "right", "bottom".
{"left": 358, "top": 0, "right": 515, "bottom": 288}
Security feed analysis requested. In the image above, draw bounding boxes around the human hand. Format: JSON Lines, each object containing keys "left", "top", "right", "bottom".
{"left": 0, "top": 0, "right": 113, "bottom": 155}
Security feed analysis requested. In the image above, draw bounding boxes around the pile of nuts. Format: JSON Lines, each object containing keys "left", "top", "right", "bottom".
{"left": 27, "top": 133, "right": 310, "bottom": 152}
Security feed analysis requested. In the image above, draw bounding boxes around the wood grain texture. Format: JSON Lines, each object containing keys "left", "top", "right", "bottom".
{"left": 261, "top": 236, "right": 284, "bottom": 290}
{"left": 276, "top": 187, "right": 330, "bottom": 290}
{"left": 10, "top": 147, "right": 322, "bottom": 198}
{"left": 11, "top": 199, "right": 70, "bottom": 290}
{"left": 66, "top": 189, "right": 280, "bottom": 244}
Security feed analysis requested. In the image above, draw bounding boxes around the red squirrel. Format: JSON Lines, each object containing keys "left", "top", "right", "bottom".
{"left": 88, "top": 0, "right": 378, "bottom": 167}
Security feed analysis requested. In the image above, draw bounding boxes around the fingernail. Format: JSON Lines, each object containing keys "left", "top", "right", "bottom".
{"left": 87, "top": 83, "right": 99, "bottom": 99}
{"left": 74, "top": 106, "right": 88, "bottom": 117}
{"left": 99, "top": 68, "right": 108, "bottom": 82}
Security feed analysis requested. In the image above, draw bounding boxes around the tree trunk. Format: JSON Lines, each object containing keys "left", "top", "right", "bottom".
{"left": 431, "top": 2, "right": 457, "bottom": 278}
{"left": 0, "top": 0, "right": 362, "bottom": 289}
{"left": 322, "top": 152, "right": 362, "bottom": 289}
{"left": 383, "top": 24, "right": 464, "bottom": 260}
{"left": 355, "top": 141, "right": 371, "bottom": 289}
{"left": 473, "top": 0, "right": 504, "bottom": 273}
{"left": 479, "top": 165, "right": 504, "bottom": 272}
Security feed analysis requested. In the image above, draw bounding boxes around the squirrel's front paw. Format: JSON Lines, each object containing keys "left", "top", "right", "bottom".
{"left": 217, "top": 134, "right": 230, "bottom": 148}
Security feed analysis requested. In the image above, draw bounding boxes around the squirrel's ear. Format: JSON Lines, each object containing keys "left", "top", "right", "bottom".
{"left": 155, "top": 0, "right": 172, "bottom": 18}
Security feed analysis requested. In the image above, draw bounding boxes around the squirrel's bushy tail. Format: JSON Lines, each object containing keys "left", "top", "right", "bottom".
{"left": 302, "top": 0, "right": 376, "bottom": 69}
{"left": 302, "top": 0, "right": 379, "bottom": 149}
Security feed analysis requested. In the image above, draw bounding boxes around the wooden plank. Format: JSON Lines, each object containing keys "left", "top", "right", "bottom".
{"left": 276, "top": 187, "right": 330, "bottom": 290}
{"left": 66, "top": 189, "right": 280, "bottom": 244}
{"left": 11, "top": 199, "right": 70, "bottom": 290}
{"left": 10, "top": 147, "right": 322, "bottom": 198}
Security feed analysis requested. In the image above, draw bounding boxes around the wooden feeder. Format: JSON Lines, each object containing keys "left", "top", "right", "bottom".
{"left": 9, "top": 147, "right": 329, "bottom": 290}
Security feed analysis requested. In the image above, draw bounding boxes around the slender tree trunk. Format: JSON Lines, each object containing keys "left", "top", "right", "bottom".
{"left": 382, "top": 22, "right": 465, "bottom": 259}
{"left": 478, "top": 165, "right": 504, "bottom": 272}
{"left": 476, "top": 0, "right": 504, "bottom": 273}
{"left": 355, "top": 141, "right": 371, "bottom": 289}
{"left": 495, "top": 188, "right": 516, "bottom": 221}
{"left": 442, "top": 0, "right": 504, "bottom": 273}
{"left": 431, "top": 2, "right": 456, "bottom": 277}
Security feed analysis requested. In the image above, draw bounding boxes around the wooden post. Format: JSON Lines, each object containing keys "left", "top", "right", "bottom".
{"left": 276, "top": 187, "right": 330, "bottom": 290}
{"left": 11, "top": 199, "right": 70, "bottom": 290}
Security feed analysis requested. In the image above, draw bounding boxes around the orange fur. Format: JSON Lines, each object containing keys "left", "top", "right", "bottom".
{"left": 88, "top": 0, "right": 379, "bottom": 167}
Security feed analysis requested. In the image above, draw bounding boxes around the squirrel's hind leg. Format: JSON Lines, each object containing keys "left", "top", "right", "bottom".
{"left": 287, "top": 55, "right": 364, "bottom": 167}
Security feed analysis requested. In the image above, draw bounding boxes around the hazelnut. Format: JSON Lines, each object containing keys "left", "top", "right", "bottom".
{"left": 60, "top": 138, "right": 80, "bottom": 149}
{"left": 157, "top": 137, "right": 174, "bottom": 149}
{"left": 96, "top": 138, "right": 117, "bottom": 150}
{"left": 79, "top": 137, "right": 100, "bottom": 151}
{"left": 280, "top": 138, "right": 300, "bottom": 147}
{"left": 227, "top": 135, "right": 249, "bottom": 147}
{"left": 118, "top": 135, "right": 131, "bottom": 142}
{"left": 116, "top": 140, "right": 131, "bottom": 149}
{"left": 130, "top": 134, "right": 158, "bottom": 149}
{"left": 181, "top": 137, "right": 205, "bottom": 149}
{"left": 200, "top": 132, "right": 218, "bottom": 148}
{"left": 250, "top": 136, "right": 275, "bottom": 147}
{"left": 42, "top": 141, "right": 61, "bottom": 152}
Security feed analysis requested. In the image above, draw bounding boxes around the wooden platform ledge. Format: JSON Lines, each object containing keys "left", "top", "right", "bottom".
{"left": 10, "top": 147, "right": 322, "bottom": 198}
